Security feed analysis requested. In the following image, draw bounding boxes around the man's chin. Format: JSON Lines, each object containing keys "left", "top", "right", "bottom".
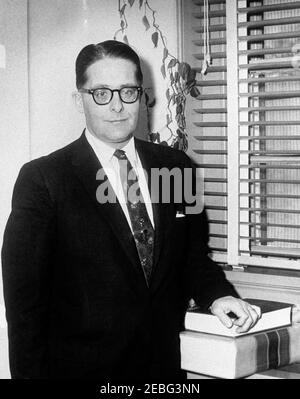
{"left": 104, "top": 132, "right": 134, "bottom": 147}
{"left": 112, "top": 131, "right": 134, "bottom": 142}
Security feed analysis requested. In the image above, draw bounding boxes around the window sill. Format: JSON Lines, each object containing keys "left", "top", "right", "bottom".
{"left": 225, "top": 269, "right": 300, "bottom": 304}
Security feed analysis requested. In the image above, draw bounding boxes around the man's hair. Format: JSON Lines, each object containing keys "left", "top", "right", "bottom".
{"left": 75, "top": 40, "right": 143, "bottom": 89}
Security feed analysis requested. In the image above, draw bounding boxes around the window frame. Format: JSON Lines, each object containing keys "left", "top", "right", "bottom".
{"left": 181, "top": 0, "right": 300, "bottom": 274}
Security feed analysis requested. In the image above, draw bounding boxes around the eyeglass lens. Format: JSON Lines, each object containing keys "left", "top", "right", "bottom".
{"left": 93, "top": 87, "right": 139, "bottom": 104}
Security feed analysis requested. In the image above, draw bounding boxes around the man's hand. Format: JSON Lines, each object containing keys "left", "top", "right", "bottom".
{"left": 209, "top": 296, "right": 261, "bottom": 333}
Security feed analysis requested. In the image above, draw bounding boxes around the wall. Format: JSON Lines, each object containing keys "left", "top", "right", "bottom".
{"left": 0, "top": 0, "right": 30, "bottom": 379}
{"left": 28, "top": 0, "right": 180, "bottom": 158}
{"left": 0, "top": 0, "right": 180, "bottom": 379}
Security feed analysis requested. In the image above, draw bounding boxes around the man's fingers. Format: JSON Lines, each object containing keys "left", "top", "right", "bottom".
{"left": 251, "top": 305, "right": 262, "bottom": 319}
{"left": 211, "top": 307, "right": 234, "bottom": 329}
{"left": 248, "top": 305, "right": 261, "bottom": 324}
{"left": 234, "top": 304, "right": 261, "bottom": 333}
{"left": 235, "top": 313, "right": 253, "bottom": 333}
{"left": 210, "top": 297, "right": 262, "bottom": 334}
{"left": 232, "top": 306, "right": 252, "bottom": 332}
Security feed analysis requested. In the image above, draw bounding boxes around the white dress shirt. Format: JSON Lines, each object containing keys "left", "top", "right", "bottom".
{"left": 85, "top": 129, "right": 154, "bottom": 232}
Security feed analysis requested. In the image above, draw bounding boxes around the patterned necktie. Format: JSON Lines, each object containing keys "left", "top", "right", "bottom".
{"left": 114, "top": 149, "right": 154, "bottom": 286}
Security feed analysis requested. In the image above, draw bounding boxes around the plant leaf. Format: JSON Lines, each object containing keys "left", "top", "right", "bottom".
{"left": 163, "top": 47, "right": 168, "bottom": 63}
{"left": 190, "top": 86, "right": 201, "bottom": 98}
{"left": 179, "top": 62, "right": 192, "bottom": 81}
{"left": 186, "top": 79, "right": 196, "bottom": 89}
{"left": 178, "top": 62, "right": 189, "bottom": 79}
{"left": 123, "top": 35, "right": 129, "bottom": 45}
{"left": 151, "top": 32, "right": 158, "bottom": 48}
{"left": 120, "top": 4, "right": 126, "bottom": 14}
{"left": 121, "top": 20, "right": 125, "bottom": 30}
{"left": 128, "top": 0, "right": 135, "bottom": 6}
{"left": 176, "top": 129, "right": 183, "bottom": 138}
{"left": 185, "top": 63, "right": 191, "bottom": 78}
{"left": 167, "top": 58, "right": 177, "bottom": 69}
{"left": 178, "top": 62, "right": 184, "bottom": 77}
{"left": 149, "top": 132, "right": 158, "bottom": 142}
{"left": 170, "top": 72, "right": 174, "bottom": 85}
{"left": 182, "top": 136, "right": 188, "bottom": 152}
{"left": 152, "top": 31, "right": 159, "bottom": 48}
{"left": 166, "top": 114, "right": 171, "bottom": 125}
{"left": 148, "top": 98, "right": 156, "bottom": 108}
{"left": 187, "top": 68, "right": 197, "bottom": 82}
{"left": 142, "top": 15, "right": 150, "bottom": 31}
{"left": 149, "top": 132, "right": 161, "bottom": 143}
{"left": 166, "top": 89, "right": 170, "bottom": 102}
{"left": 173, "top": 141, "right": 179, "bottom": 150}
{"left": 139, "top": 0, "right": 144, "bottom": 9}
{"left": 174, "top": 71, "right": 180, "bottom": 83}
{"left": 176, "top": 103, "right": 183, "bottom": 115}
{"left": 161, "top": 64, "right": 166, "bottom": 79}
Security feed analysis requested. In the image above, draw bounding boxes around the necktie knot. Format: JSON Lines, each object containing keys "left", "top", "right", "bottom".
{"left": 114, "top": 149, "right": 127, "bottom": 160}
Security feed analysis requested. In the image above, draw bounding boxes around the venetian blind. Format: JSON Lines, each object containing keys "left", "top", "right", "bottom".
{"left": 182, "top": 0, "right": 228, "bottom": 260}
{"left": 182, "top": 0, "right": 300, "bottom": 270}
{"left": 238, "top": 0, "right": 300, "bottom": 268}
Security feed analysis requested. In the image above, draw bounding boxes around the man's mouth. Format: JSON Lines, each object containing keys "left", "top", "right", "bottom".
{"left": 109, "top": 119, "right": 127, "bottom": 123}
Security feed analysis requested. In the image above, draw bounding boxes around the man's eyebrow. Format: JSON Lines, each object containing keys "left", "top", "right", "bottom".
{"left": 119, "top": 84, "right": 139, "bottom": 88}
{"left": 89, "top": 84, "right": 109, "bottom": 89}
{"left": 90, "top": 83, "right": 139, "bottom": 89}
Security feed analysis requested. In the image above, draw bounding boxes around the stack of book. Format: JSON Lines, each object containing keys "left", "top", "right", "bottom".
{"left": 180, "top": 298, "right": 300, "bottom": 379}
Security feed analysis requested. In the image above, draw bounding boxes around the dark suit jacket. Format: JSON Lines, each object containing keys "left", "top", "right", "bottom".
{"left": 1, "top": 133, "right": 237, "bottom": 379}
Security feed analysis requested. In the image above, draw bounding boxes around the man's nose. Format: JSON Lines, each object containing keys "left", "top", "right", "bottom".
{"left": 110, "top": 91, "right": 124, "bottom": 112}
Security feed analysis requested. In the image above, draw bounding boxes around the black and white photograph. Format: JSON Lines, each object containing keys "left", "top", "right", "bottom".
{"left": 1, "top": 0, "right": 300, "bottom": 385}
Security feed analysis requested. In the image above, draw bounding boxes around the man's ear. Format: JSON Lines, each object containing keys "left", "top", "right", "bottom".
{"left": 73, "top": 91, "right": 84, "bottom": 113}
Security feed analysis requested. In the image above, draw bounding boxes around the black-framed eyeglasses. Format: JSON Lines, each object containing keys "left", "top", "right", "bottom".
{"left": 78, "top": 86, "right": 143, "bottom": 105}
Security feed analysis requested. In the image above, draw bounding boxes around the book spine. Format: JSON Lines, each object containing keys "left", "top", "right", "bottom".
{"left": 255, "top": 329, "right": 290, "bottom": 371}
{"left": 235, "top": 327, "right": 297, "bottom": 378}
{"left": 181, "top": 325, "right": 300, "bottom": 379}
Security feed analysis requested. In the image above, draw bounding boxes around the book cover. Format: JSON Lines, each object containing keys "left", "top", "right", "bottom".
{"left": 180, "top": 324, "right": 300, "bottom": 379}
{"left": 184, "top": 298, "right": 293, "bottom": 337}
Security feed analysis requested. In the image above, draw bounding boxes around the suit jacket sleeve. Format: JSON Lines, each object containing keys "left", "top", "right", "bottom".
{"left": 181, "top": 153, "right": 239, "bottom": 310}
{"left": 1, "top": 161, "right": 55, "bottom": 378}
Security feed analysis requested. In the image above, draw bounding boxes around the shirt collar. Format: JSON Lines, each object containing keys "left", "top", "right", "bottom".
{"left": 85, "top": 128, "right": 137, "bottom": 166}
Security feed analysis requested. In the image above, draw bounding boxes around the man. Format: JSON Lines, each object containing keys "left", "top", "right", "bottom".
{"left": 1, "top": 40, "right": 260, "bottom": 379}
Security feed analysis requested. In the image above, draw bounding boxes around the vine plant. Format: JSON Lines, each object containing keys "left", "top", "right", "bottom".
{"left": 114, "top": 0, "right": 200, "bottom": 151}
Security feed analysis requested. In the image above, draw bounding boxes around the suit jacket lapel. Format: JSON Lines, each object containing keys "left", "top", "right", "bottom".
{"left": 69, "top": 133, "right": 147, "bottom": 288}
{"left": 135, "top": 138, "right": 180, "bottom": 293}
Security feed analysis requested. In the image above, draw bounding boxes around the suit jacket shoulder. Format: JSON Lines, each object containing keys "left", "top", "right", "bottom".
{"left": 135, "top": 137, "right": 192, "bottom": 169}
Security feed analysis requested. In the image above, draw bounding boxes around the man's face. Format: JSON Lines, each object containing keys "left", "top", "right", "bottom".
{"left": 80, "top": 57, "right": 141, "bottom": 147}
